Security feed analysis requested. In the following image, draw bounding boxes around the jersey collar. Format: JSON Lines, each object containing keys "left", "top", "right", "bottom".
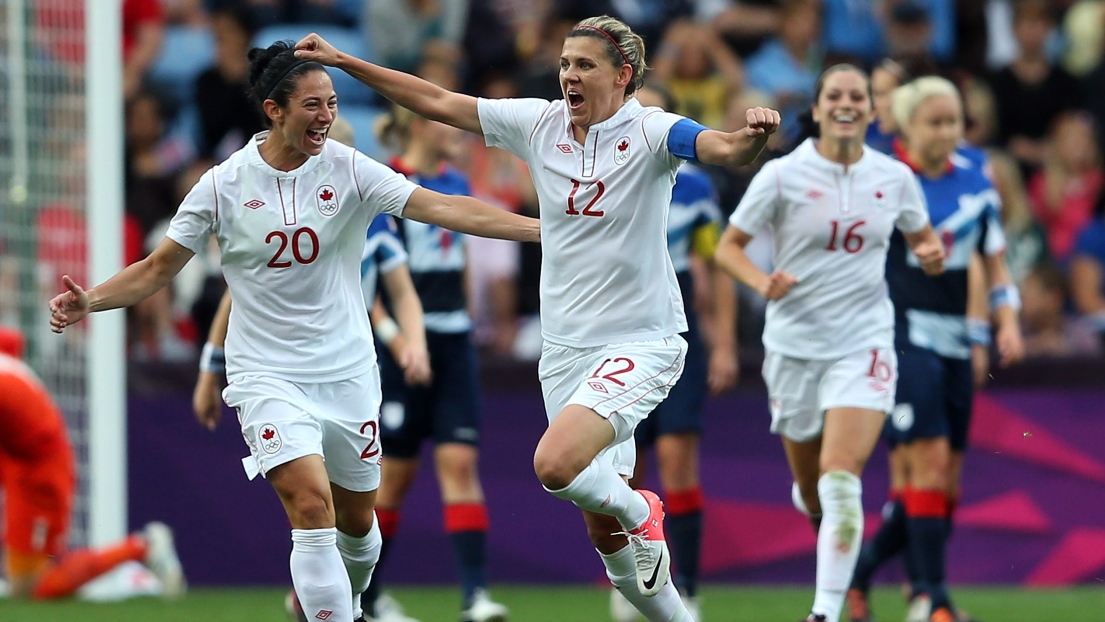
{"left": 892, "top": 137, "right": 954, "bottom": 175}
{"left": 798, "top": 137, "right": 871, "bottom": 173}
{"left": 247, "top": 131, "right": 323, "bottom": 177}
{"left": 563, "top": 97, "right": 643, "bottom": 140}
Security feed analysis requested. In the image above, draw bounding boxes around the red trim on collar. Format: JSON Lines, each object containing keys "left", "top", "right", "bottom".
{"left": 893, "top": 138, "right": 953, "bottom": 174}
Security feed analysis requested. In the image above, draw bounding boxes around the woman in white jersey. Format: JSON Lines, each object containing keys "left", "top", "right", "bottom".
{"left": 48, "top": 41, "right": 538, "bottom": 622}
{"left": 294, "top": 15, "right": 778, "bottom": 622}
{"left": 714, "top": 64, "right": 945, "bottom": 622}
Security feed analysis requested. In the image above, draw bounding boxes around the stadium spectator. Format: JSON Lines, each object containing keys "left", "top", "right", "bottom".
{"left": 48, "top": 40, "right": 539, "bottom": 622}
{"left": 714, "top": 64, "right": 945, "bottom": 622}
{"left": 743, "top": 0, "right": 821, "bottom": 145}
{"left": 1027, "top": 112, "right": 1104, "bottom": 263}
{"left": 849, "top": 75, "right": 1023, "bottom": 622}
{"left": 357, "top": 103, "right": 510, "bottom": 622}
{"left": 204, "top": 0, "right": 357, "bottom": 28}
{"left": 194, "top": 5, "right": 265, "bottom": 162}
{"left": 650, "top": 19, "right": 744, "bottom": 129}
{"left": 291, "top": 14, "right": 779, "bottom": 621}
{"left": 365, "top": 0, "right": 470, "bottom": 75}
{"left": 1020, "top": 262, "right": 1102, "bottom": 357}
{"left": 608, "top": 83, "right": 740, "bottom": 622}
{"left": 0, "top": 326, "right": 185, "bottom": 600}
{"left": 1070, "top": 199, "right": 1105, "bottom": 345}
{"left": 988, "top": 0, "right": 1081, "bottom": 174}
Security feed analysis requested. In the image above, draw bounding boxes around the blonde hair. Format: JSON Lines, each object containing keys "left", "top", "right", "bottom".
{"left": 328, "top": 115, "right": 355, "bottom": 148}
{"left": 891, "top": 75, "right": 961, "bottom": 129}
{"left": 569, "top": 16, "right": 648, "bottom": 96}
{"left": 373, "top": 105, "right": 420, "bottom": 152}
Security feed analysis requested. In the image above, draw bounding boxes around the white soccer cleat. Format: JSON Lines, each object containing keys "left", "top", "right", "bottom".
{"left": 462, "top": 588, "right": 509, "bottom": 622}
{"left": 375, "top": 592, "right": 421, "bottom": 622}
{"left": 142, "top": 521, "right": 185, "bottom": 599}
{"left": 905, "top": 594, "right": 933, "bottom": 622}
{"left": 610, "top": 587, "right": 642, "bottom": 622}
{"left": 618, "top": 489, "right": 671, "bottom": 597}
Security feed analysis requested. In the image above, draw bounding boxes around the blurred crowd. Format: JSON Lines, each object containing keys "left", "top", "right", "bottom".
{"left": 24, "top": 0, "right": 1105, "bottom": 361}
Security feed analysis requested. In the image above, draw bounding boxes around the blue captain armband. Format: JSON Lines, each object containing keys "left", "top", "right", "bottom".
{"left": 967, "top": 319, "right": 992, "bottom": 347}
{"left": 667, "top": 118, "right": 708, "bottom": 161}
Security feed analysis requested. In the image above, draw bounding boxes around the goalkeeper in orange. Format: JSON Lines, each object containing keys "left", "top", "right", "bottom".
{"left": 0, "top": 326, "right": 184, "bottom": 599}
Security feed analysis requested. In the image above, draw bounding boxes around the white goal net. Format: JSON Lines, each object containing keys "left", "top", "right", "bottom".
{"left": 0, "top": 0, "right": 125, "bottom": 549}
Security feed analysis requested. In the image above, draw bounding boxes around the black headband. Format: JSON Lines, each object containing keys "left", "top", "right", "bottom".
{"left": 263, "top": 58, "right": 310, "bottom": 101}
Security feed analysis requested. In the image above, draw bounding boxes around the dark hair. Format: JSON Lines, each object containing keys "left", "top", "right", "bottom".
{"left": 246, "top": 41, "right": 325, "bottom": 123}
{"left": 212, "top": 5, "right": 258, "bottom": 41}
{"left": 638, "top": 81, "right": 678, "bottom": 112}
{"left": 567, "top": 16, "right": 648, "bottom": 96}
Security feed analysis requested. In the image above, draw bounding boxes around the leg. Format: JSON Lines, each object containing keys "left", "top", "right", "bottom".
{"left": 654, "top": 432, "right": 703, "bottom": 599}
{"left": 782, "top": 436, "right": 823, "bottom": 519}
{"left": 269, "top": 454, "right": 354, "bottom": 622}
{"left": 360, "top": 456, "right": 419, "bottom": 618}
{"left": 809, "top": 406, "right": 885, "bottom": 622}
{"left": 903, "top": 436, "right": 953, "bottom": 614}
{"left": 434, "top": 442, "right": 496, "bottom": 614}
{"left": 332, "top": 484, "right": 381, "bottom": 621}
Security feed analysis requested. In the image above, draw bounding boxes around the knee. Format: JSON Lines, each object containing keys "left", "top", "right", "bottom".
{"left": 533, "top": 445, "right": 582, "bottom": 490}
{"left": 287, "top": 490, "right": 334, "bottom": 529}
{"left": 820, "top": 452, "right": 865, "bottom": 477}
{"left": 335, "top": 508, "right": 375, "bottom": 538}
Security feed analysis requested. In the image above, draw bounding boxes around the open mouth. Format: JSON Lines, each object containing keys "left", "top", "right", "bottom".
{"left": 833, "top": 113, "right": 857, "bottom": 127}
{"left": 566, "top": 89, "right": 584, "bottom": 110}
{"left": 306, "top": 127, "right": 329, "bottom": 146}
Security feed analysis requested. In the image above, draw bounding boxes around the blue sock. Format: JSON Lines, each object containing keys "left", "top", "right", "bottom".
{"left": 445, "top": 503, "right": 490, "bottom": 608}
{"left": 665, "top": 487, "right": 704, "bottom": 597}
{"left": 852, "top": 495, "right": 908, "bottom": 592}
{"left": 904, "top": 489, "right": 951, "bottom": 610}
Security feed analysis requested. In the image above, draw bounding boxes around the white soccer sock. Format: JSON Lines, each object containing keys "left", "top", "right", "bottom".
{"left": 336, "top": 518, "right": 382, "bottom": 620}
{"left": 601, "top": 546, "right": 693, "bottom": 622}
{"left": 546, "top": 457, "right": 650, "bottom": 529}
{"left": 811, "top": 471, "right": 863, "bottom": 621}
{"left": 290, "top": 528, "right": 353, "bottom": 622}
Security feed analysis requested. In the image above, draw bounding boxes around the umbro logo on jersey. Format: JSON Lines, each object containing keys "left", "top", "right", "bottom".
{"left": 243, "top": 199, "right": 265, "bottom": 209}
{"left": 316, "top": 184, "right": 339, "bottom": 217}
{"left": 805, "top": 190, "right": 822, "bottom": 200}
{"left": 556, "top": 143, "right": 573, "bottom": 153}
{"left": 614, "top": 136, "right": 631, "bottom": 165}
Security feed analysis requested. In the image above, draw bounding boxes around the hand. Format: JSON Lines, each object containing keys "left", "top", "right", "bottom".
{"left": 995, "top": 322, "right": 1025, "bottom": 368}
{"left": 707, "top": 346, "right": 739, "bottom": 395}
{"left": 912, "top": 239, "right": 945, "bottom": 276}
{"left": 48, "top": 275, "right": 90, "bottom": 333}
{"left": 971, "top": 344, "right": 990, "bottom": 388}
{"left": 743, "top": 107, "right": 781, "bottom": 137}
{"left": 758, "top": 271, "right": 799, "bottom": 301}
{"left": 393, "top": 337, "right": 432, "bottom": 386}
{"left": 294, "top": 33, "right": 342, "bottom": 66}
{"left": 192, "top": 371, "right": 223, "bottom": 431}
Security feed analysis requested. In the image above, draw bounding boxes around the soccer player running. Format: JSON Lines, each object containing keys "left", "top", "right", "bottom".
{"left": 358, "top": 105, "right": 510, "bottom": 622}
{"left": 607, "top": 83, "right": 739, "bottom": 622}
{"left": 848, "top": 76, "right": 1023, "bottom": 622}
{"left": 714, "top": 64, "right": 946, "bottom": 622}
{"left": 49, "top": 41, "right": 539, "bottom": 622}
{"left": 293, "top": 15, "right": 779, "bottom": 621}
{"left": 0, "top": 326, "right": 184, "bottom": 600}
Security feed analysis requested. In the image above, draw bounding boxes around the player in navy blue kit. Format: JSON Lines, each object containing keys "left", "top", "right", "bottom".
{"left": 361, "top": 104, "right": 509, "bottom": 622}
{"left": 849, "top": 77, "right": 1023, "bottom": 622}
{"left": 606, "top": 84, "right": 738, "bottom": 622}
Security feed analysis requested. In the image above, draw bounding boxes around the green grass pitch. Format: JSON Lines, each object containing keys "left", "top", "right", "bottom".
{"left": 0, "top": 584, "right": 1101, "bottom": 621}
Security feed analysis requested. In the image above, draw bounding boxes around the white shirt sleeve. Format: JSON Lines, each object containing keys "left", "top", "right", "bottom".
{"left": 729, "top": 160, "right": 780, "bottom": 235}
{"left": 981, "top": 188, "right": 1008, "bottom": 256}
{"left": 895, "top": 167, "right": 930, "bottom": 234}
{"left": 165, "top": 168, "right": 217, "bottom": 253}
{"left": 640, "top": 109, "right": 685, "bottom": 169}
{"left": 353, "top": 151, "right": 419, "bottom": 217}
{"left": 478, "top": 97, "right": 553, "bottom": 159}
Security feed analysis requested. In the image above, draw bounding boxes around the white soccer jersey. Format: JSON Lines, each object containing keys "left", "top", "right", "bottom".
{"left": 167, "top": 132, "right": 418, "bottom": 382}
{"left": 478, "top": 97, "right": 688, "bottom": 347}
{"left": 730, "top": 138, "right": 930, "bottom": 359}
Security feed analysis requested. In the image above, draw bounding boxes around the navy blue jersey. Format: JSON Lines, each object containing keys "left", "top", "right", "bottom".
{"left": 887, "top": 142, "right": 1006, "bottom": 359}
{"left": 360, "top": 215, "right": 407, "bottom": 304}
{"left": 388, "top": 158, "right": 472, "bottom": 334}
{"left": 667, "top": 165, "right": 723, "bottom": 330}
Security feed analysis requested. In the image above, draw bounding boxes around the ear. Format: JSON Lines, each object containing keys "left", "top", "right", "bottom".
{"left": 810, "top": 103, "right": 820, "bottom": 124}
{"left": 263, "top": 99, "right": 282, "bottom": 126}
{"left": 615, "top": 64, "right": 633, "bottom": 90}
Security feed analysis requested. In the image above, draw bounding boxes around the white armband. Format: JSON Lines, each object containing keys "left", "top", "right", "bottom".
{"left": 373, "top": 317, "right": 400, "bottom": 346}
{"left": 966, "top": 319, "right": 991, "bottom": 347}
{"left": 199, "top": 342, "right": 225, "bottom": 374}
{"left": 989, "top": 284, "right": 1021, "bottom": 311}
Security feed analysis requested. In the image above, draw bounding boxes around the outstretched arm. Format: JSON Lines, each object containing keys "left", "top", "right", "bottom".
{"left": 295, "top": 33, "right": 482, "bottom": 135}
{"left": 49, "top": 237, "right": 194, "bottom": 333}
{"left": 694, "top": 107, "right": 781, "bottom": 168}
{"left": 401, "top": 188, "right": 540, "bottom": 243}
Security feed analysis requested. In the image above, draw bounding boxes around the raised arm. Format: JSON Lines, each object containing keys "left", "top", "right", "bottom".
{"left": 49, "top": 237, "right": 194, "bottom": 333}
{"left": 694, "top": 107, "right": 781, "bottom": 168}
{"left": 401, "top": 188, "right": 540, "bottom": 244}
{"left": 295, "top": 33, "right": 482, "bottom": 135}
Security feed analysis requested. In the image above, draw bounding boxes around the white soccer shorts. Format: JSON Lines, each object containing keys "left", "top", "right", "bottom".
{"left": 538, "top": 335, "right": 687, "bottom": 476}
{"left": 762, "top": 346, "right": 897, "bottom": 442}
{"left": 223, "top": 367, "right": 384, "bottom": 492}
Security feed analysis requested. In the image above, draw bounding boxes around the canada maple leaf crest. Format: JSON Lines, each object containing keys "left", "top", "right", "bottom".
{"left": 262, "top": 428, "right": 275, "bottom": 440}
{"left": 875, "top": 190, "right": 884, "bottom": 199}
{"left": 618, "top": 140, "right": 629, "bottom": 151}
{"left": 320, "top": 188, "right": 333, "bottom": 201}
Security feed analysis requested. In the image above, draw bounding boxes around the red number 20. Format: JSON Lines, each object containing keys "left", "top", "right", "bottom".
{"left": 266, "top": 227, "right": 320, "bottom": 268}
{"left": 359, "top": 421, "right": 380, "bottom": 460}
{"left": 566, "top": 179, "right": 605, "bottom": 217}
